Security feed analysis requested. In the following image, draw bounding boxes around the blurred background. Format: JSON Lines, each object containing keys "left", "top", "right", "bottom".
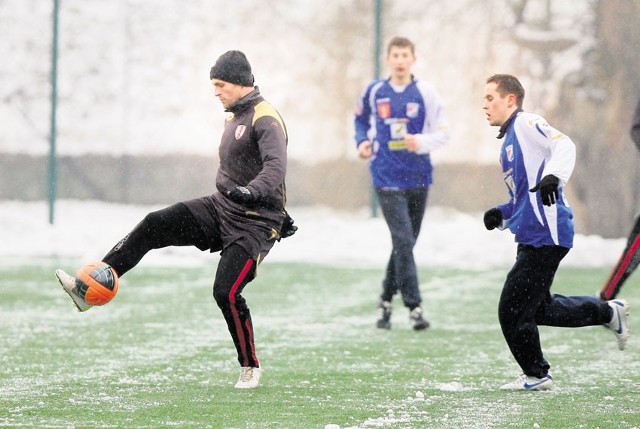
{"left": 1, "top": 0, "right": 639, "bottom": 237}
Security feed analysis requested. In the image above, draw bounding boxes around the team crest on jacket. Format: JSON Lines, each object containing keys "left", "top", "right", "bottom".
{"left": 235, "top": 125, "right": 246, "bottom": 140}
{"left": 406, "top": 102, "right": 419, "bottom": 118}
{"left": 377, "top": 98, "right": 391, "bottom": 119}
{"left": 505, "top": 144, "right": 514, "bottom": 162}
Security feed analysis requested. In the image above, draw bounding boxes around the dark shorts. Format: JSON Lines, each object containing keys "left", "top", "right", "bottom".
{"left": 182, "top": 192, "right": 280, "bottom": 261}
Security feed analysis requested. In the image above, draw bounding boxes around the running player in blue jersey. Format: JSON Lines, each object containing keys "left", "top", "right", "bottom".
{"left": 599, "top": 96, "right": 640, "bottom": 300}
{"left": 482, "top": 74, "right": 629, "bottom": 391}
{"left": 354, "top": 36, "right": 450, "bottom": 331}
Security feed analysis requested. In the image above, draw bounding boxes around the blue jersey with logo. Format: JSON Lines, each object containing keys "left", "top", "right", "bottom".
{"left": 496, "top": 110, "right": 576, "bottom": 248}
{"left": 354, "top": 78, "right": 449, "bottom": 189}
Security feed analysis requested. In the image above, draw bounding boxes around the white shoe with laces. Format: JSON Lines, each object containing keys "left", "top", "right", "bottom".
{"left": 234, "top": 367, "right": 261, "bottom": 389}
{"left": 500, "top": 373, "right": 554, "bottom": 391}
{"left": 606, "top": 299, "right": 630, "bottom": 351}
{"left": 55, "top": 269, "right": 92, "bottom": 312}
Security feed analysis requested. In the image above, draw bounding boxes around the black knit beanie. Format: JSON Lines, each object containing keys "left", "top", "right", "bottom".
{"left": 209, "top": 50, "right": 254, "bottom": 86}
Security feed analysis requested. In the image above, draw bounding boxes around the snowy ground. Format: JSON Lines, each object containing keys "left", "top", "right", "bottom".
{"left": 0, "top": 200, "right": 624, "bottom": 270}
{"left": 1, "top": 200, "right": 637, "bottom": 429}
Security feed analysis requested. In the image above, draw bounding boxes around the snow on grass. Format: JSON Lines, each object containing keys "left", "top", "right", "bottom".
{"left": 1, "top": 200, "right": 638, "bottom": 429}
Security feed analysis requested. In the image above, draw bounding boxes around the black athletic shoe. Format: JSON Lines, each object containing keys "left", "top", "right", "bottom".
{"left": 376, "top": 300, "right": 392, "bottom": 329}
{"left": 409, "top": 306, "right": 430, "bottom": 331}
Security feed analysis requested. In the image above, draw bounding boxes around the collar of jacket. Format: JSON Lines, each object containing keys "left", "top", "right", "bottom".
{"left": 385, "top": 74, "right": 417, "bottom": 85}
{"left": 496, "top": 108, "right": 523, "bottom": 139}
{"left": 226, "top": 87, "right": 261, "bottom": 114}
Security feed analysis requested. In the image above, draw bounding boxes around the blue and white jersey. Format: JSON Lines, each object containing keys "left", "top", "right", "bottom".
{"left": 354, "top": 78, "right": 449, "bottom": 189}
{"left": 497, "top": 110, "right": 576, "bottom": 248}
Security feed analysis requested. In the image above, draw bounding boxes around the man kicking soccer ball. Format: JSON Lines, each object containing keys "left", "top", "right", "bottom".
{"left": 481, "top": 74, "right": 630, "bottom": 391}
{"left": 56, "top": 50, "right": 297, "bottom": 389}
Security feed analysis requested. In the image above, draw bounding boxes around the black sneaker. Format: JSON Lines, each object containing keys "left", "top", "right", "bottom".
{"left": 376, "top": 300, "right": 392, "bottom": 329}
{"left": 409, "top": 306, "right": 430, "bottom": 331}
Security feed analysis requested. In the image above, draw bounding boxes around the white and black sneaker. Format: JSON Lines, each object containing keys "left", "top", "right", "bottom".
{"left": 376, "top": 300, "right": 392, "bottom": 329}
{"left": 409, "top": 306, "right": 430, "bottom": 331}
{"left": 606, "top": 299, "right": 630, "bottom": 351}
{"left": 500, "top": 373, "right": 554, "bottom": 391}
{"left": 234, "top": 367, "right": 261, "bottom": 389}
{"left": 55, "top": 269, "right": 92, "bottom": 312}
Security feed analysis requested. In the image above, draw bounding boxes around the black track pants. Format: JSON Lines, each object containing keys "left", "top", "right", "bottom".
{"left": 213, "top": 244, "right": 259, "bottom": 368}
{"left": 102, "top": 203, "right": 210, "bottom": 276}
{"left": 102, "top": 203, "right": 259, "bottom": 367}
{"left": 499, "top": 244, "right": 611, "bottom": 378}
{"left": 376, "top": 187, "right": 428, "bottom": 309}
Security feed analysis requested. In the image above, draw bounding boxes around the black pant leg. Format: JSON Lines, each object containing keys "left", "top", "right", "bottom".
{"left": 102, "top": 202, "right": 210, "bottom": 276}
{"left": 376, "top": 188, "right": 427, "bottom": 309}
{"left": 212, "top": 244, "right": 259, "bottom": 368}
{"left": 535, "top": 294, "right": 611, "bottom": 327}
{"left": 498, "top": 245, "right": 568, "bottom": 378}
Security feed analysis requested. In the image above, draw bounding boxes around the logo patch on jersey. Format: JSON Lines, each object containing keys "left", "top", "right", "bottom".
{"left": 406, "top": 102, "right": 419, "bottom": 118}
{"left": 389, "top": 120, "right": 407, "bottom": 140}
{"left": 235, "top": 125, "right": 246, "bottom": 140}
{"left": 388, "top": 140, "right": 408, "bottom": 151}
{"left": 377, "top": 98, "right": 391, "bottom": 119}
{"left": 505, "top": 144, "right": 514, "bottom": 162}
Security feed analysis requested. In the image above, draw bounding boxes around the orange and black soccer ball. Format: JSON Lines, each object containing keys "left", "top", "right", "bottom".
{"left": 76, "top": 262, "right": 119, "bottom": 306}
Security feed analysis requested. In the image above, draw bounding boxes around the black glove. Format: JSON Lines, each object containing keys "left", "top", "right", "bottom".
{"left": 483, "top": 207, "right": 502, "bottom": 230}
{"left": 278, "top": 212, "right": 297, "bottom": 241}
{"left": 529, "top": 175, "right": 560, "bottom": 206}
{"left": 227, "top": 186, "right": 255, "bottom": 205}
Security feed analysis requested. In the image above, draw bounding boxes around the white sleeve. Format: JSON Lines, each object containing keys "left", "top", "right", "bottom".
{"left": 414, "top": 81, "right": 450, "bottom": 154}
{"left": 535, "top": 119, "right": 576, "bottom": 186}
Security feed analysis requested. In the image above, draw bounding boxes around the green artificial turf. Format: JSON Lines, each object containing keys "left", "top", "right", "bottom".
{"left": 1, "top": 260, "right": 638, "bottom": 428}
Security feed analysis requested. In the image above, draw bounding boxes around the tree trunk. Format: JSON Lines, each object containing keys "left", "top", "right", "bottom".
{"left": 553, "top": 0, "right": 640, "bottom": 238}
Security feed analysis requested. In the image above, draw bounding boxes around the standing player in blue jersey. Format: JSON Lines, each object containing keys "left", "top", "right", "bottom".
{"left": 354, "top": 36, "right": 450, "bottom": 331}
{"left": 599, "top": 96, "right": 640, "bottom": 300}
{"left": 482, "top": 74, "right": 630, "bottom": 391}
